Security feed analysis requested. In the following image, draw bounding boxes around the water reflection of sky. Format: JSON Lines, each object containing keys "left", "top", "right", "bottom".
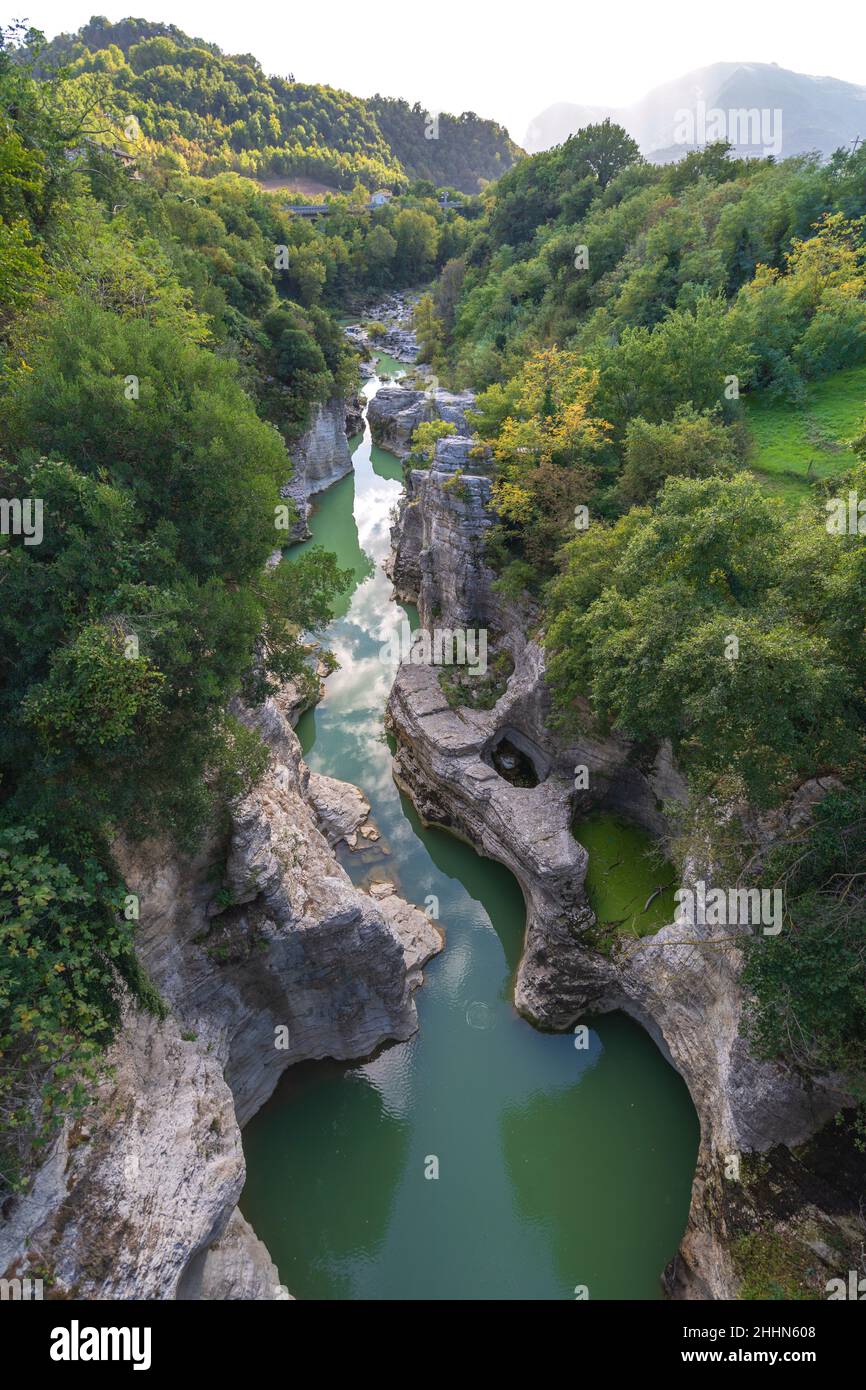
{"left": 239, "top": 358, "right": 700, "bottom": 1302}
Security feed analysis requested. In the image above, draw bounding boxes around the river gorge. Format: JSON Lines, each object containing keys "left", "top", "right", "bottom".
{"left": 3, "top": 335, "right": 857, "bottom": 1308}
{"left": 5, "top": 22, "right": 866, "bottom": 1325}
{"left": 239, "top": 349, "right": 700, "bottom": 1299}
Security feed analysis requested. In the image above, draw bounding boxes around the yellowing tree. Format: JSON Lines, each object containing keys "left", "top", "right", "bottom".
{"left": 487, "top": 348, "right": 610, "bottom": 575}
{"left": 493, "top": 348, "right": 609, "bottom": 468}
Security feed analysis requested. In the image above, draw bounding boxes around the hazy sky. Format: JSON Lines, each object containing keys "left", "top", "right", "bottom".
{"left": 15, "top": 0, "right": 866, "bottom": 143}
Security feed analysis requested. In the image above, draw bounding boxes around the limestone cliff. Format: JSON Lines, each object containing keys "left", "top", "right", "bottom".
{"left": 367, "top": 385, "right": 477, "bottom": 458}
{"left": 384, "top": 404, "right": 862, "bottom": 1300}
{"left": 281, "top": 394, "right": 354, "bottom": 541}
{"left": 0, "top": 688, "right": 441, "bottom": 1300}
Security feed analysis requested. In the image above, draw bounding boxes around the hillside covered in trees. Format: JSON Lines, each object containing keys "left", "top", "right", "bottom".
{"left": 368, "top": 96, "right": 520, "bottom": 191}
{"left": 0, "top": 21, "right": 473, "bottom": 1191}
{"left": 416, "top": 121, "right": 866, "bottom": 1102}
{"left": 3, "top": 7, "right": 865, "bottom": 1257}
{"left": 25, "top": 16, "right": 522, "bottom": 193}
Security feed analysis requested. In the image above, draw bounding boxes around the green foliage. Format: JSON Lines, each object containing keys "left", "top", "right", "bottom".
{"left": 9, "top": 5, "right": 866, "bottom": 1209}
{"left": 35, "top": 18, "right": 403, "bottom": 191}
{"left": 423, "top": 70, "right": 866, "bottom": 1124}
{"left": 440, "top": 130, "right": 866, "bottom": 1059}
{"left": 29, "top": 19, "right": 520, "bottom": 195}
{"left": 0, "top": 33, "right": 350, "bottom": 1187}
{"left": 414, "top": 292, "right": 444, "bottom": 367}
{"left": 0, "top": 824, "right": 164, "bottom": 1191}
{"left": 490, "top": 557, "right": 536, "bottom": 600}
{"left": 441, "top": 469, "right": 469, "bottom": 501}
{"left": 407, "top": 418, "right": 456, "bottom": 467}
{"left": 618, "top": 405, "right": 745, "bottom": 505}
{"left": 545, "top": 474, "right": 865, "bottom": 806}
{"left": 590, "top": 294, "right": 754, "bottom": 434}
{"left": 438, "top": 648, "right": 513, "bottom": 710}
{"left": 730, "top": 212, "right": 866, "bottom": 397}
{"left": 476, "top": 347, "right": 610, "bottom": 577}
{"left": 2, "top": 300, "right": 289, "bottom": 580}
{"left": 368, "top": 97, "right": 521, "bottom": 193}
{"left": 245, "top": 546, "right": 352, "bottom": 706}
{"left": 446, "top": 137, "right": 866, "bottom": 419}
{"left": 23, "top": 622, "right": 165, "bottom": 756}
{"left": 0, "top": 216, "right": 47, "bottom": 314}
{"left": 732, "top": 1232, "right": 814, "bottom": 1301}
{"left": 486, "top": 120, "right": 641, "bottom": 251}
{"left": 742, "top": 787, "right": 866, "bottom": 1087}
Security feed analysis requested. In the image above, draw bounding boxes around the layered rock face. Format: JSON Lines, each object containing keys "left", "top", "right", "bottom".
{"left": 390, "top": 444, "right": 496, "bottom": 626}
{"left": 345, "top": 394, "right": 365, "bottom": 437}
{"left": 384, "top": 408, "right": 855, "bottom": 1300}
{"left": 281, "top": 395, "right": 353, "bottom": 541}
{"left": 389, "top": 423, "right": 685, "bottom": 832}
{"left": 367, "top": 386, "right": 477, "bottom": 458}
{"left": 0, "top": 690, "right": 441, "bottom": 1301}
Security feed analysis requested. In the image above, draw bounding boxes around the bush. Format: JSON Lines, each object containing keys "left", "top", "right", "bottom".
{"left": 0, "top": 824, "right": 164, "bottom": 1193}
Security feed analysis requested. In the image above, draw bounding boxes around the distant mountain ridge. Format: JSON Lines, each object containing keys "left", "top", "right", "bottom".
{"left": 525, "top": 61, "right": 866, "bottom": 161}
{"left": 31, "top": 16, "right": 522, "bottom": 193}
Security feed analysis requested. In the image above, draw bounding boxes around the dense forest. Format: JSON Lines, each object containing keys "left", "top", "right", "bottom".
{"left": 415, "top": 121, "right": 866, "bottom": 1103}
{"left": 368, "top": 96, "right": 520, "bottom": 191}
{"left": 0, "top": 23, "right": 472, "bottom": 1190}
{"left": 2, "top": 11, "right": 865, "bottom": 1204}
{"left": 25, "top": 17, "right": 521, "bottom": 193}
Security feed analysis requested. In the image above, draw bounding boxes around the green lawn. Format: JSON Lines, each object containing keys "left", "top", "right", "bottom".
{"left": 745, "top": 363, "right": 866, "bottom": 505}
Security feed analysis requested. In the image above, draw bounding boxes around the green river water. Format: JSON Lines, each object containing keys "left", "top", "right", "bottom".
{"left": 240, "top": 355, "right": 700, "bottom": 1300}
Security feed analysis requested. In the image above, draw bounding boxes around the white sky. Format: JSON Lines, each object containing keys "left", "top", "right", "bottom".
{"left": 14, "top": 0, "right": 866, "bottom": 144}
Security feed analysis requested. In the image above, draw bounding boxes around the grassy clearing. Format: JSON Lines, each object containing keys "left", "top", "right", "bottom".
{"left": 744, "top": 363, "right": 866, "bottom": 505}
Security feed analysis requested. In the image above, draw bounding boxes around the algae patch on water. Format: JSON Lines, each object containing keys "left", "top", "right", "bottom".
{"left": 573, "top": 812, "right": 678, "bottom": 938}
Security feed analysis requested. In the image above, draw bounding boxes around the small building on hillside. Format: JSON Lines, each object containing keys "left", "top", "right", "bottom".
{"left": 369, "top": 190, "right": 392, "bottom": 207}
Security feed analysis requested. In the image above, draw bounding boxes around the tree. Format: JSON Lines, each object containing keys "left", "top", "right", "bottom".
{"left": 618, "top": 406, "right": 743, "bottom": 505}
{"left": 363, "top": 223, "right": 397, "bottom": 287}
{"left": 566, "top": 119, "right": 642, "bottom": 191}
{"left": 413, "top": 292, "right": 443, "bottom": 363}
{"left": 407, "top": 418, "right": 456, "bottom": 466}
{"left": 0, "top": 32, "right": 358, "bottom": 1193}
{"left": 592, "top": 295, "right": 754, "bottom": 431}
{"left": 742, "top": 785, "right": 866, "bottom": 1094}
{"left": 0, "top": 824, "right": 161, "bottom": 1192}
{"left": 434, "top": 255, "right": 466, "bottom": 329}
{"left": 393, "top": 207, "right": 438, "bottom": 280}
{"left": 730, "top": 211, "right": 866, "bottom": 392}
{"left": 483, "top": 348, "right": 611, "bottom": 577}
{"left": 2, "top": 300, "right": 290, "bottom": 581}
{"left": 546, "top": 474, "right": 862, "bottom": 805}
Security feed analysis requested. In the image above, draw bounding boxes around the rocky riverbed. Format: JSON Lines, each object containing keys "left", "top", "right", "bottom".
{"left": 345, "top": 292, "right": 422, "bottom": 364}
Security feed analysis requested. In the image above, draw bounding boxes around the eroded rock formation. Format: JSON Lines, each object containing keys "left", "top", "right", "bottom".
{"left": 384, "top": 403, "right": 859, "bottom": 1300}
{"left": 0, "top": 691, "right": 441, "bottom": 1300}
{"left": 367, "top": 385, "right": 477, "bottom": 458}
{"left": 281, "top": 395, "right": 354, "bottom": 541}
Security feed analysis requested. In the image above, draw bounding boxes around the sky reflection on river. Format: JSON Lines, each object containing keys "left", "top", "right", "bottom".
{"left": 240, "top": 359, "right": 700, "bottom": 1300}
